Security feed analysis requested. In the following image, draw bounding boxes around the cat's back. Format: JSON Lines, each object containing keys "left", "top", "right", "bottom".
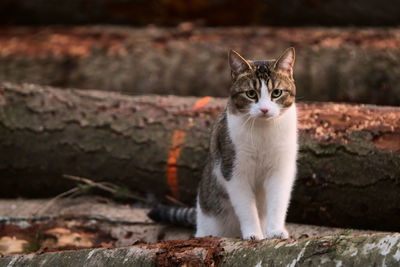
{"left": 208, "top": 111, "right": 232, "bottom": 157}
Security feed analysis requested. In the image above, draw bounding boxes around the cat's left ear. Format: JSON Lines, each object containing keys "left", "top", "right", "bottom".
{"left": 229, "top": 50, "right": 252, "bottom": 79}
{"left": 274, "top": 47, "right": 295, "bottom": 77}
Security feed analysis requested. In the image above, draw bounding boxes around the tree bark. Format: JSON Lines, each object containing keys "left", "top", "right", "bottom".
{"left": 1, "top": 234, "right": 400, "bottom": 267}
{"left": 0, "top": 82, "right": 399, "bottom": 231}
{"left": 1, "top": 26, "right": 400, "bottom": 105}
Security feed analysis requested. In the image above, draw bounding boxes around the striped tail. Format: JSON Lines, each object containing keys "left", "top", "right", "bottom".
{"left": 147, "top": 204, "right": 196, "bottom": 228}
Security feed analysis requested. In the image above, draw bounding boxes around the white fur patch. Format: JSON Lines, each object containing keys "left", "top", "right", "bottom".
{"left": 249, "top": 80, "right": 280, "bottom": 118}
{"left": 226, "top": 104, "right": 297, "bottom": 239}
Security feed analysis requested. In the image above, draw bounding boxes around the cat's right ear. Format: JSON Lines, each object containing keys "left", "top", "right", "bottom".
{"left": 274, "top": 47, "right": 295, "bottom": 77}
{"left": 229, "top": 50, "right": 252, "bottom": 79}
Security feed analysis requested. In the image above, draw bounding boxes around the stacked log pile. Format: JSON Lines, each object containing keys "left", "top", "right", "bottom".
{"left": 2, "top": 3, "right": 400, "bottom": 265}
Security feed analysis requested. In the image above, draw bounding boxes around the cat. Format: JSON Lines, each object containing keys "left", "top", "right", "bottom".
{"left": 149, "top": 48, "right": 297, "bottom": 240}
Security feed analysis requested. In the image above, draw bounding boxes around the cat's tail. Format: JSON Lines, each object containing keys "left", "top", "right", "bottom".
{"left": 147, "top": 204, "right": 196, "bottom": 228}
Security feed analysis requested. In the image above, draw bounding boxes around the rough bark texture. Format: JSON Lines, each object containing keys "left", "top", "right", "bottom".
{"left": 1, "top": 26, "right": 400, "bottom": 105}
{"left": 0, "top": 82, "right": 399, "bottom": 231}
{"left": 1, "top": 234, "right": 400, "bottom": 267}
{"left": 1, "top": 0, "right": 400, "bottom": 26}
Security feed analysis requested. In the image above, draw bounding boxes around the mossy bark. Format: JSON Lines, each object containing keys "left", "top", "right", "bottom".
{"left": 1, "top": 26, "right": 400, "bottom": 105}
{"left": 0, "top": 82, "right": 399, "bottom": 231}
{"left": 1, "top": 234, "right": 400, "bottom": 266}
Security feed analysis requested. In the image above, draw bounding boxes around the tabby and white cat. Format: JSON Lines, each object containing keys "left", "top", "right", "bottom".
{"left": 148, "top": 48, "right": 297, "bottom": 240}
{"left": 195, "top": 48, "right": 297, "bottom": 240}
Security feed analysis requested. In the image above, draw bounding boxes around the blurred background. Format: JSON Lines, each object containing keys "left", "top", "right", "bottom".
{"left": 0, "top": 0, "right": 399, "bottom": 105}
{"left": 0, "top": 0, "right": 400, "bottom": 257}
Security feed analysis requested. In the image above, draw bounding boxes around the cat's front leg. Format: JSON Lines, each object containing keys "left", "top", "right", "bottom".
{"left": 263, "top": 165, "right": 296, "bottom": 239}
{"left": 226, "top": 171, "right": 264, "bottom": 240}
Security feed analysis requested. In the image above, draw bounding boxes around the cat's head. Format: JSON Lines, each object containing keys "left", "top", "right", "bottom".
{"left": 227, "top": 48, "right": 296, "bottom": 120}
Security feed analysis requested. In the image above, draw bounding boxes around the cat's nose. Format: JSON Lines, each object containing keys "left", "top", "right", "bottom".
{"left": 260, "top": 108, "right": 269, "bottom": 114}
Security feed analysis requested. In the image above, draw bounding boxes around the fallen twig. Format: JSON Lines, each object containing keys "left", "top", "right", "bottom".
{"left": 63, "top": 174, "right": 149, "bottom": 203}
{"left": 33, "top": 187, "right": 80, "bottom": 216}
{"left": 165, "top": 195, "right": 187, "bottom": 207}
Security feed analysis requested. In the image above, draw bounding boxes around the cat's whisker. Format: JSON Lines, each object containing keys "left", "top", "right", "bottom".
{"left": 274, "top": 116, "right": 281, "bottom": 132}
{"left": 241, "top": 114, "right": 254, "bottom": 130}
{"left": 272, "top": 117, "right": 277, "bottom": 131}
{"left": 250, "top": 116, "right": 257, "bottom": 147}
{"left": 243, "top": 114, "right": 252, "bottom": 126}
{"left": 240, "top": 117, "right": 250, "bottom": 130}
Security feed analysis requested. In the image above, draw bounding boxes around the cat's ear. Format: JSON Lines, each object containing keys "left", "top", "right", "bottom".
{"left": 229, "top": 50, "right": 252, "bottom": 78}
{"left": 274, "top": 47, "right": 295, "bottom": 77}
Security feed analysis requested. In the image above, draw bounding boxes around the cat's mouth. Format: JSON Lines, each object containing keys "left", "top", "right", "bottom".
{"left": 255, "top": 111, "right": 285, "bottom": 121}
{"left": 257, "top": 113, "right": 275, "bottom": 120}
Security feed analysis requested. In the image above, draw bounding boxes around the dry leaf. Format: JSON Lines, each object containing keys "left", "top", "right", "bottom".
{"left": 42, "top": 228, "right": 94, "bottom": 248}
{"left": 0, "top": 236, "right": 28, "bottom": 254}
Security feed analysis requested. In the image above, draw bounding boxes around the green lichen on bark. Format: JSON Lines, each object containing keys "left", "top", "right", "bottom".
{"left": 1, "top": 234, "right": 399, "bottom": 267}
{"left": 221, "top": 234, "right": 400, "bottom": 267}
{"left": 1, "top": 246, "right": 157, "bottom": 267}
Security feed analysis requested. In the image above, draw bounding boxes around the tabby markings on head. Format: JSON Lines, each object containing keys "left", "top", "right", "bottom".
{"left": 228, "top": 48, "right": 296, "bottom": 118}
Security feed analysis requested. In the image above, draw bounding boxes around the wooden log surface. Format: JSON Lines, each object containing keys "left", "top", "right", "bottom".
{"left": 0, "top": 197, "right": 385, "bottom": 254}
{"left": 0, "top": 197, "right": 396, "bottom": 266}
{"left": 1, "top": 234, "right": 400, "bottom": 267}
{"left": 0, "top": 82, "right": 399, "bottom": 231}
{"left": 1, "top": 26, "right": 400, "bottom": 105}
{"left": 0, "top": 196, "right": 387, "bottom": 247}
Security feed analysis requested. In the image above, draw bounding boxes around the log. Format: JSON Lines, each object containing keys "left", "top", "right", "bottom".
{"left": 0, "top": 197, "right": 384, "bottom": 248}
{"left": 1, "top": 26, "right": 400, "bottom": 105}
{"left": 1, "top": 0, "right": 400, "bottom": 26}
{"left": 0, "top": 82, "right": 399, "bottom": 231}
{"left": 1, "top": 234, "right": 400, "bottom": 266}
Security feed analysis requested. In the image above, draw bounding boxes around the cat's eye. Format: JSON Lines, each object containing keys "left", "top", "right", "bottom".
{"left": 271, "top": 89, "right": 283, "bottom": 98}
{"left": 246, "top": 90, "right": 257, "bottom": 99}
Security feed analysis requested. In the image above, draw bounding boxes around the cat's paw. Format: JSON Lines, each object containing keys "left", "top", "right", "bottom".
{"left": 243, "top": 232, "right": 264, "bottom": 240}
{"left": 265, "top": 228, "right": 289, "bottom": 239}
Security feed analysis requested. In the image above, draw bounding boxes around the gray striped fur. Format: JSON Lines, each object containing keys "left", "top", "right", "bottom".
{"left": 147, "top": 204, "right": 196, "bottom": 228}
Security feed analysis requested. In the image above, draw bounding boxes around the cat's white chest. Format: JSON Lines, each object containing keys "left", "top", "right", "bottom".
{"left": 227, "top": 105, "right": 297, "bottom": 182}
